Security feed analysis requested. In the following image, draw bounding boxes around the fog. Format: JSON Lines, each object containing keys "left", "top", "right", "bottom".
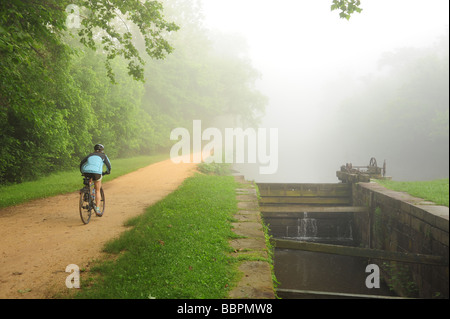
{"left": 200, "top": 0, "right": 449, "bottom": 183}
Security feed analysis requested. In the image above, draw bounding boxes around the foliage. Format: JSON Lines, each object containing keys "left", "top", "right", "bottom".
{"left": 198, "top": 162, "right": 232, "bottom": 176}
{"left": 331, "top": 0, "right": 363, "bottom": 20}
{"left": 0, "top": 0, "right": 267, "bottom": 184}
{"left": 0, "top": 0, "right": 176, "bottom": 182}
{"left": 0, "top": 28, "right": 92, "bottom": 182}
{"left": 382, "top": 262, "right": 419, "bottom": 298}
{"left": 75, "top": 0, "right": 180, "bottom": 82}
{"left": 0, "top": 0, "right": 179, "bottom": 83}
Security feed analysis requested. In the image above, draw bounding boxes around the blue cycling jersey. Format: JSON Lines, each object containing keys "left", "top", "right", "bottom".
{"left": 80, "top": 152, "right": 111, "bottom": 175}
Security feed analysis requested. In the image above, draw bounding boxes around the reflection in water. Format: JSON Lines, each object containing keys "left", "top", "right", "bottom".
{"left": 275, "top": 248, "right": 396, "bottom": 298}
{"left": 261, "top": 195, "right": 397, "bottom": 298}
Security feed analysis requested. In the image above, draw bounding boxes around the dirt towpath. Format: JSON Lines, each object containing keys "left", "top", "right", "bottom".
{"left": 0, "top": 159, "right": 197, "bottom": 299}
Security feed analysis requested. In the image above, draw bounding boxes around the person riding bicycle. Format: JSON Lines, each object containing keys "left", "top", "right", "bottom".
{"left": 80, "top": 144, "right": 111, "bottom": 215}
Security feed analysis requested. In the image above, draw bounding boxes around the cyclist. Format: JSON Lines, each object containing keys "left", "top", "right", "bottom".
{"left": 80, "top": 144, "right": 111, "bottom": 215}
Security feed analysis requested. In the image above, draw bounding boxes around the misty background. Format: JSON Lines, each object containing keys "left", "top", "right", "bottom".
{"left": 201, "top": 0, "right": 449, "bottom": 183}
{"left": 0, "top": 1, "right": 448, "bottom": 185}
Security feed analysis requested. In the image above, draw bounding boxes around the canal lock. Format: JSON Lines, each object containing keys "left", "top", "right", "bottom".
{"left": 258, "top": 183, "right": 396, "bottom": 299}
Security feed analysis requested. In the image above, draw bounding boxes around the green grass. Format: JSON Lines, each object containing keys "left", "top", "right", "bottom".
{"left": 0, "top": 154, "right": 168, "bottom": 209}
{"left": 74, "top": 173, "right": 240, "bottom": 299}
{"left": 375, "top": 178, "right": 449, "bottom": 207}
{"left": 197, "top": 162, "right": 232, "bottom": 176}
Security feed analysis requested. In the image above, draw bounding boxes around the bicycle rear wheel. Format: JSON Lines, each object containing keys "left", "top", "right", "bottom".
{"left": 79, "top": 189, "right": 92, "bottom": 224}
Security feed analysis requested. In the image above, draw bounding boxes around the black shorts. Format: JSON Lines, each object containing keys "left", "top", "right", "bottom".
{"left": 83, "top": 173, "right": 102, "bottom": 181}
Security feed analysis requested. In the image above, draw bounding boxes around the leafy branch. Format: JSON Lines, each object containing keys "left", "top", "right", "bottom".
{"left": 0, "top": 0, "right": 179, "bottom": 83}
{"left": 331, "top": 0, "right": 363, "bottom": 20}
{"left": 76, "top": 0, "right": 180, "bottom": 82}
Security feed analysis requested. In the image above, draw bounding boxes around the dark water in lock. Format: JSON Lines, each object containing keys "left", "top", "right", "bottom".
{"left": 271, "top": 216, "right": 397, "bottom": 298}
{"left": 274, "top": 247, "right": 396, "bottom": 299}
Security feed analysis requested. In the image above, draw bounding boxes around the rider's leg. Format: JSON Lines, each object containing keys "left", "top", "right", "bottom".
{"left": 94, "top": 179, "right": 101, "bottom": 208}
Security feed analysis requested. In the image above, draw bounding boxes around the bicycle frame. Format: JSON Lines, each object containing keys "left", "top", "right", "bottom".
{"left": 79, "top": 175, "right": 105, "bottom": 224}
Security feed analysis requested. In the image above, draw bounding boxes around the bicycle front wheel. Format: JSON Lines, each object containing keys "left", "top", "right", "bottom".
{"left": 79, "top": 190, "right": 92, "bottom": 224}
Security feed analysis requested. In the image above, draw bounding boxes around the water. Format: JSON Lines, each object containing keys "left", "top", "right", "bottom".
{"left": 298, "top": 212, "right": 318, "bottom": 240}
{"left": 272, "top": 213, "right": 396, "bottom": 298}
{"left": 277, "top": 212, "right": 354, "bottom": 245}
{"left": 275, "top": 249, "right": 395, "bottom": 298}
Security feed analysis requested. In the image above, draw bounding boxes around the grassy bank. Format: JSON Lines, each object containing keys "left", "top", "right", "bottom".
{"left": 375, "top": 178, "right": 449, "bottom": 207}
{"left": 0, "top": 154, "right": 168, "bottom": 209}
{"left": 74, "top": 173, "right": 240, "bottom": 299}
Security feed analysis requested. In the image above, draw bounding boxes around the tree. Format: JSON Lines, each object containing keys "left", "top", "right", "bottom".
{"left": 0, "top": 0, "right": 179, "bottom": 83}
{"left": 75, "top": 0, "right": 179, "bottom": 82}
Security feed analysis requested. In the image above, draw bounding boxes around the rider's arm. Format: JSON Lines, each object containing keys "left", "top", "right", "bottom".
{"left": 104, "top": 154, "right": 112, "bottom": 174}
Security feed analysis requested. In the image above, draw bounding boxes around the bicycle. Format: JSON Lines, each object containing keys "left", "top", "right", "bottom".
{"left": 79, "top": 173, "right": 106, "bottom": 224}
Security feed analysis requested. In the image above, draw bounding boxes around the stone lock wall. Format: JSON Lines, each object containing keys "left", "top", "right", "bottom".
{"left": 352, "top": 182, "right": 449, "bottom": 298}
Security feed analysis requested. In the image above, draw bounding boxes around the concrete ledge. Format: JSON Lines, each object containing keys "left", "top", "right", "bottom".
{"left": 358, "top": 182, "right": 449, "bottom": 232}
{"left": 228, "top": 176, "right": 275, "bottom": 299}
{"left": 353, "top": 181, "right": 449, "bottom": 298}
{"left": 228, "top": 262, "right": 275, "bottom": 299}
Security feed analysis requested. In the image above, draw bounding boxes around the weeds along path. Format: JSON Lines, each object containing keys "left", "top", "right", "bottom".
{"left": 0, "top": 159, "right": 197, "bottom": 299}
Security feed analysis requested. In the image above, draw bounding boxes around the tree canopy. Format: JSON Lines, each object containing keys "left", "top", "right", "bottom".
{"left": 0, "top": 0, "right": 267, "bottom": 183}
{"left": 0, "top": 0, "right": 179, "bottom": 83}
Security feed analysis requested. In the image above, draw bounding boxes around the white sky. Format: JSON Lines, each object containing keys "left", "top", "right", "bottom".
{"left": 201, "top": 0, "right": 448, "bottom": 66}
{"left": 199, "top": 0, "right": 449, "bottom": 182}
